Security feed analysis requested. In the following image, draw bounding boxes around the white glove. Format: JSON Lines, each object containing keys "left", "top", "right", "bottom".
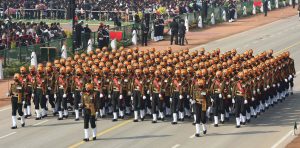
{"left": 80, "top": 92, "right": 83, "bottom": 96}
{"left": 54, "top": 94, "right": 57, "bottom": 99}
{"left": 232, "top": 99, "right": 235, "bottom": 104}
{"left": 284, "top": 79, "right": 288, "bottom": 82}
{"left": 128, "top": 91, "right": 131, "bottom": 95}
{"left": 46, "top": 95, "right": 49, "bottom": 99}
{"left": 253, "top": 90, "right": 256, "bottom": 95}
{"left": 272, "top": 84, "right": 276, "bottom": 88}
{"left": 147, "top": 90, "right": 150, "bottom": 94}
{"left": 131, "top": 96, "right": 133, "bottom": 101}
{"left": 251, "top": 97, "right": 255, "bottom": 101}
{"left": 187, "top": 95, "right": 190, "bottom": 99}
{"left": 159, "top": 94, "right": 162, "bottom": 98}
{"left": 22, "top": 101, "right": 25, "bottom": 105}
{"left": 90, "top": 97, "right": 93, "bottom": 100}
{"left": 78, "top": 103, "right": 83, "bottom": 107}
{"left": 150, "top": 97, "right": 153, "bottom": 101}
{"left": 72, "top": 94, "right": 75, "bottom": 98}
{"left": 244, "top": 100, "right": 248, "bottom": 104}
{"left": 63, "top": 94, "right": 67, "bottom": 98}
{"left": 264, "top": 88, "right": 267, "bottom": 91}
{"left": 143, "top": 96, "right": 146, "bottom": 100}
{"left": 179, "top": 95, "right": 183, "bottom": 99}
{"left": 257, "top": 89, "right": 260, "bottom": 93}
{"left": 119, "top": 95, "right": 123, "bottom": 99}
{"left": 227, "top": 95, "right": 232, "bottom": 98}
{"left": 219, "top": 94, "right": 222, "bottom": 99}
{"left": 170, "top": 98, "right": 172, "bottom": 102}
{"left": 267, "top": 85, "right": 270, "bottom": 89}
{"left": 6, "top": 93, "right": 10, "bottom": 97}
{"left": 211, "top": 98, "right": 214, "bottom": 102}
{"left": 108, "top": 95, "right": 111, "bottom": 98}
{"left": 289, "top": 75, "right": 293, "bottom": 80}
{"left": 48, "top": 87, "right": 51, "bottom": 90}
{"left": 32, "top": 94, "right": 35, "bottom": 97}
{"left": 277, "top": 83, "right": 280, "bottom": 87}
{"left": 100, "top": 93, "right": 104, "bottom": 98}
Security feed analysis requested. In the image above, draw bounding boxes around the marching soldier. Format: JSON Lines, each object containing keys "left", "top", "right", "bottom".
{"left": 19, "top": 66, "right": 30, "bottom": 118}
{"left": 33, "top": 66, "right": 47, "bottom": 120}
{"left": 222, "top": 69, "right": 233, "bottom": 121}
{"left": 232, "top": 72, "right": 248, "bottom": 128}
{"left": 25, "top": 66, "right": 37, "bottom": 118}
{"left": 150, "top": 70, "right": 164, "bottom": 123}
{"left": 210, "top": 71, "right": 225, "bottom": 127}
{"left": 72, "top": 68, "right": 85, "bottom": 121}
{"left": 9, "top": 73, "right": 25, "bottom": 129}
{"left": 170, "top": 69, "right": 182, "bottom": 124}
{"left": 45, "top": 66, "right": 56, "bottom": 115}
{"left": 55, "top": 67, "right": 68, "bottom": 120}
{"left": 100, "top": 67, "right": 111, "bottom": 118}
{"left": 191, "top": 77, "right": 208, "bottom": 137}
{"left": 109, "top": 68, "right": 123, "bottom": 121}
{"left": 132, "top": 69, "right": 145, "bottom": 122}
{"left": 81, "top": 83, "right": 97, "bottom": 142}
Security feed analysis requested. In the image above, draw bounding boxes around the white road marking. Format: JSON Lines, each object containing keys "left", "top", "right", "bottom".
{"left": 0, "top": 107, "right": 10, "bottom": 112}
{"left": 0, "top": 132, "right": 16, "bottom": 139}
{"left": 271, "top": 130, "right": 293, "bottom": 148}
{"left": 189, "top": 134, "right": 195, "bottom": 139}
{"left": 171, "top": 144, "right": 180, "bottom": 148}
{"left": 33, "top": 120, "right": 49, "bottom": 126}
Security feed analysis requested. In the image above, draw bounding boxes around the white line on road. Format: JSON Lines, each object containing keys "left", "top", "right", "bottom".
{"left": 189, "top": 134, "right": 195, "bottom": 139}
{"left": 271, "top": 130, "right": 293, "bottom": 148}
{"left": 171, "top": 144, "right": 180, "bottom": 148}
{"left": 0, "top": 107, "right": 10, "bottom": 112}
{"left": 0, "top": 132, "right": 16, "bottom": 139}
{"left": 33, "top": 120, "right": 49, "bottom": 126}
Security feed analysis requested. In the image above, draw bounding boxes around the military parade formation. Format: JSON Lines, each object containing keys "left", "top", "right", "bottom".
{"left": 8, "top": 47, "right": 295, "bottom": 141}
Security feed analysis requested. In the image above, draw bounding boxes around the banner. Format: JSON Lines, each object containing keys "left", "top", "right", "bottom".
{"left": 110, "top": 31, "right": 123, "bottom": 41}
{"left": 254, "top": 0, "right": 263, "bottom": 7}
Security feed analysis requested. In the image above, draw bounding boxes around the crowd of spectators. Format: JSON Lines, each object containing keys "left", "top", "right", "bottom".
{"left": 0, "top": 18, "right": 66, "bottom": 50}
{"left": 0, "top": 0, "right": 229, "bottom": 20}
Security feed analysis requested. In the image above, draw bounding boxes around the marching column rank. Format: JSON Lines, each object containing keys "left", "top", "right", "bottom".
{"left": 72, "top": 68, "right": 85, "bottom": 121}
{"left": 33, "top": 66, "right": 47, "bottom": 120}
{"left": 132, "top": 69, "right": 145, "bottom": 122}
{"left": 210, "top": 71, "right": 225, "bottom": 127}
{"left": 8, "top": 73, "right": 25, "bottom": 129}
{"left": 125, "top": 65, "right": 134, "bottom": 116}
{"left": 191, "top": 77, "right": 208, "bottom": 137}
{"left": 81, "top": 83, "right": 97, "bottom": 142}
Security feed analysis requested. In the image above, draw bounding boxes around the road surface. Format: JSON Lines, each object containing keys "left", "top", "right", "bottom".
{"left": 1, "top": 15, "right": 300, "bottom": 148}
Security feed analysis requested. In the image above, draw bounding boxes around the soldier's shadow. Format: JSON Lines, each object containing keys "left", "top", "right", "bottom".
{"left": 94, "top": 134, "right": 171, "bottom": 141}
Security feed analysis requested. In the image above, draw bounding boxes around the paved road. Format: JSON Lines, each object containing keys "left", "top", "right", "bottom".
{"left": 1, "top": 15, "right": 300, "bottom": 148}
